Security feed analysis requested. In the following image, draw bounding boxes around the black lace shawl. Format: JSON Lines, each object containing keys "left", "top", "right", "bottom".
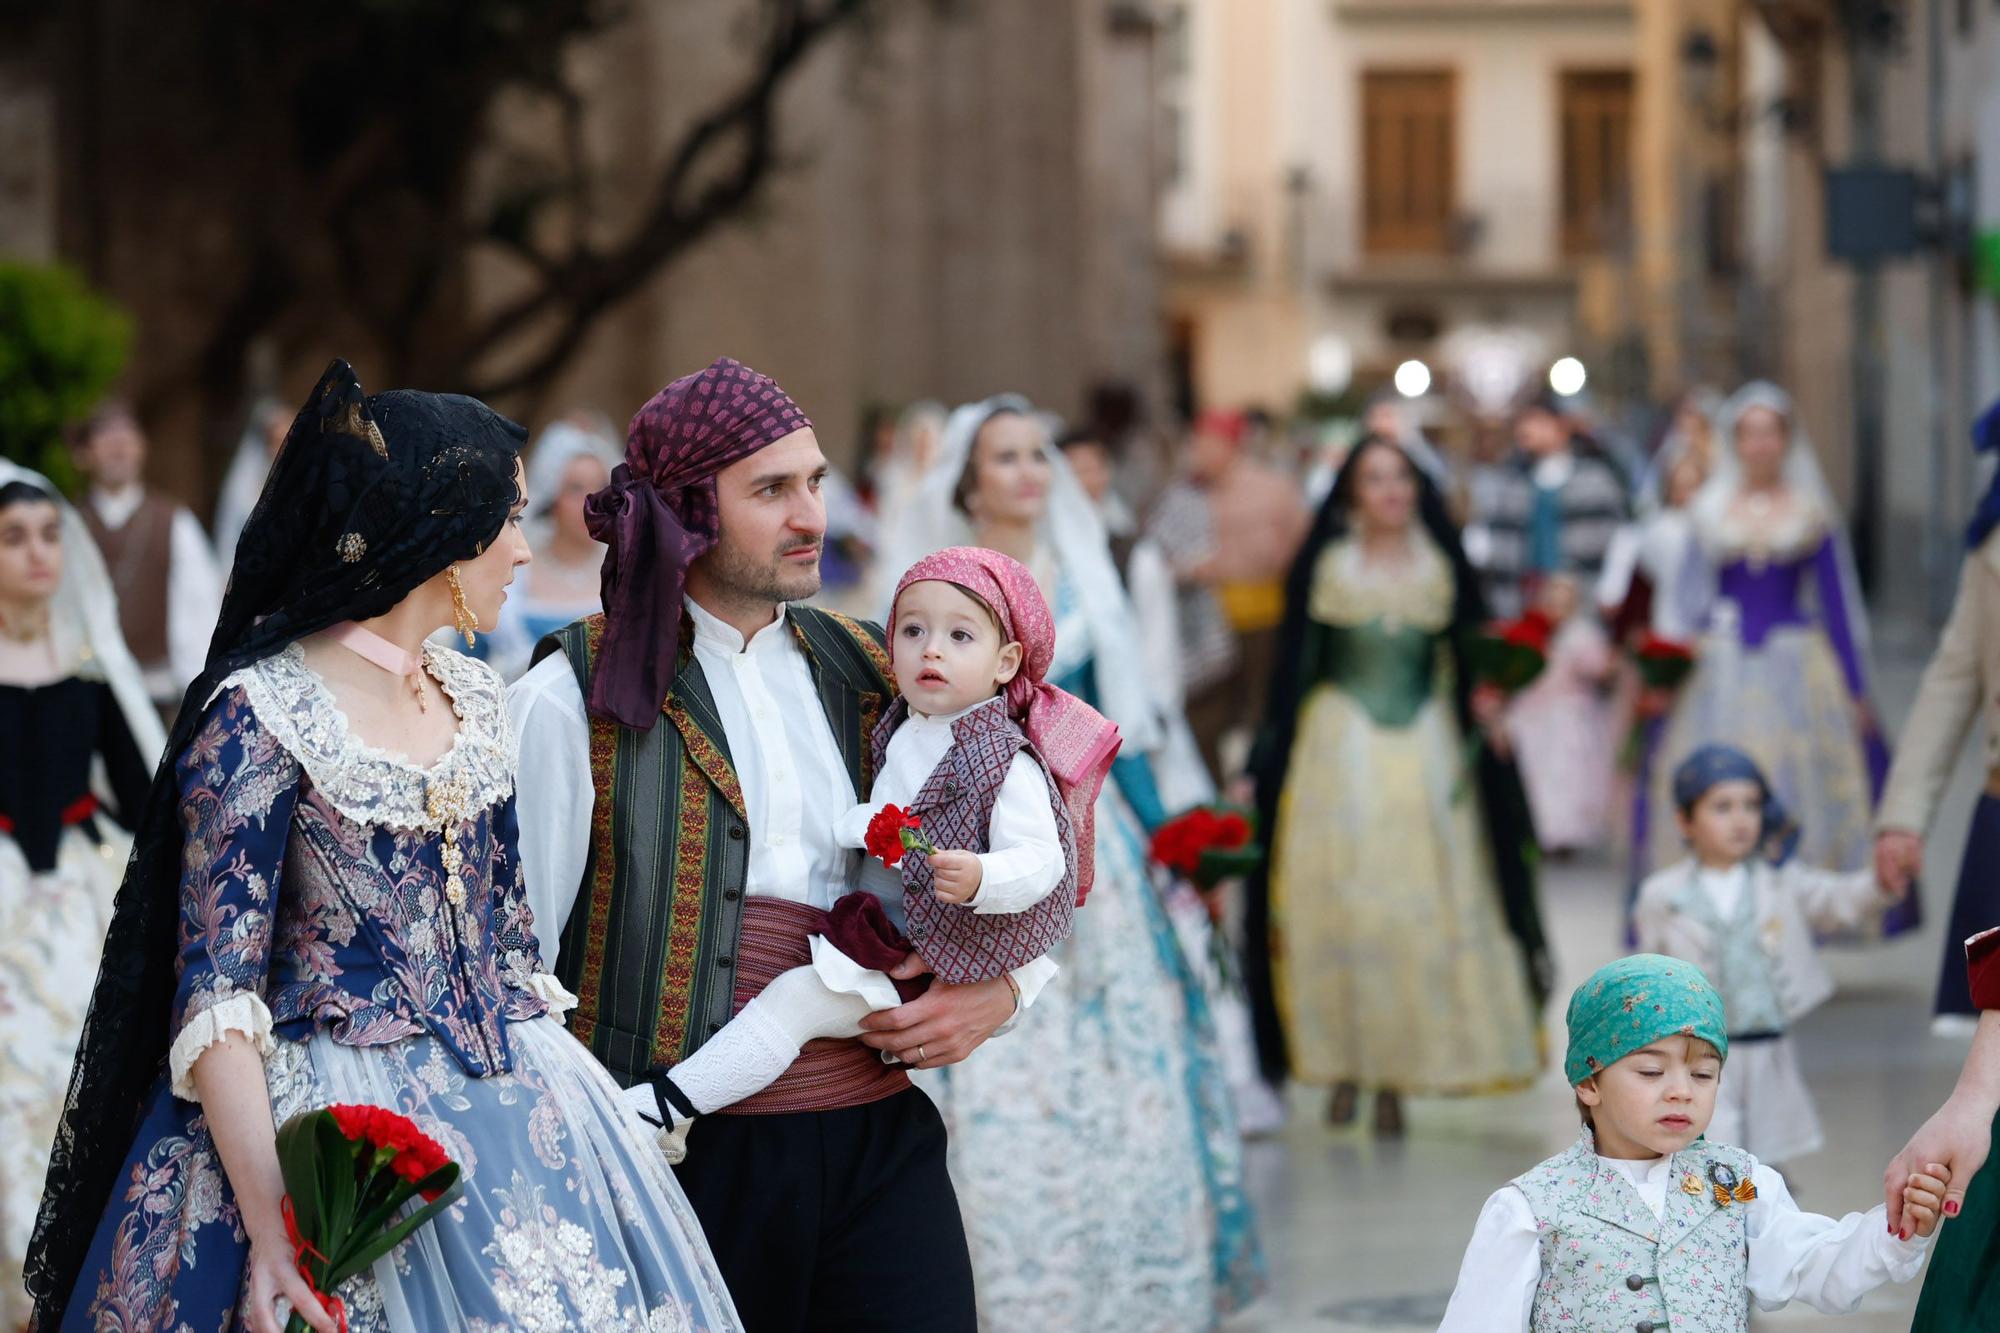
{"left": 27, "top": 359, "right": 526, "bottom": 1324}
{"left": 1240, "top": 436, "right": 1554, "bottom": 1083}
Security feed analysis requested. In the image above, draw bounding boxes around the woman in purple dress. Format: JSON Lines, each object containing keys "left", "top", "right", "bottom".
{"left": 1639, "top": 381, "right": 1914, "bottom": 935}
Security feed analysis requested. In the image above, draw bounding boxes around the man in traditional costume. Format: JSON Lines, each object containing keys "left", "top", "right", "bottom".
{"left": 512, "top": 358, "right": 1021, "bottom": 1331}
{"left": 71, "top": 402, "right": 225, "bottom": 713}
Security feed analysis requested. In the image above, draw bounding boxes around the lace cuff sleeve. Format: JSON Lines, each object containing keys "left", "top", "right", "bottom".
{"left": 527, "top": 973, "right": 580, "bottom": 1022}
{"left": 168, "top": 990, "right": 276, "bottom": 1101}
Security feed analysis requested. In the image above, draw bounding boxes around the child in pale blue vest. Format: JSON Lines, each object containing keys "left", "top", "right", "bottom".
{"left": 1440, "top": 955, "right": 1944, "bottom": 1331}
{"left": 1635, "top": 744, "right": 1906, "bottom": 1165}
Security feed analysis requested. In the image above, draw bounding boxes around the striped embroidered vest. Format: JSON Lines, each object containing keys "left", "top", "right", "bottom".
{"left": 873, "top": 697, "right": 1078, "bottom": 983}
{"left": 536, "top": 607, "right": 892, "bottom": 1085}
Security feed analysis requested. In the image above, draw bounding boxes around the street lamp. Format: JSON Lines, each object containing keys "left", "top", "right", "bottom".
{"left": 1549, "top": 358, "right": 1587, "bottom": 396}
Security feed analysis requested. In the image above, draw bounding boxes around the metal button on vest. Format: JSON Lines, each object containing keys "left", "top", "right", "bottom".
{"left": 1625, "top": 1275, "right": 1645, "bottom": 1292}
{"left": 716, "top": 955, "right": 733, "bottom": 968}
{"left": 723, "top": 888, "right": 741, "bottom": 901}
{"left": 1636, "top": 1322, "right": 1656, "bottom": 1333}
{"left": 943, "top": 780, "right": 960, "bottom": 798}
{"left": 727, "top": 824, "right": 745, "bottom": 840}
{"left": 910, "top": 925, "right": 928, "bottom": 940}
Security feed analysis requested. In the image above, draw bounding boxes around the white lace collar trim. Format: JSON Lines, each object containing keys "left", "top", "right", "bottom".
{"left": 223, "top": 642, "right": 516, "bottom": 830}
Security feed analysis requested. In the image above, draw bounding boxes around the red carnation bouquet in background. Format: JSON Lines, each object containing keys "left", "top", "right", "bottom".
{"left": 1465, "top": 609, "right": 1555, "bottom": 696}
{"left": 1622, "top": 632, "right": 1698, "bottom": 766}
{"left": 276, "top": 1104, "right": 463, "bottom": 1332}
{"left": 1150, "top": 805, "right": 1261, "bottom": 892}
{"left": 864, "top": 803, "right": 937, "bottom": 868}
{"left": 1456, "top": 610, "right": 1554, "bottom": 796}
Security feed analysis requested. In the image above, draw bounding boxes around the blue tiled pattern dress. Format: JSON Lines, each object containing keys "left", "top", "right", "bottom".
{"left": 66, "top": 644, "right": 739, "bottom": 1332}
{"left": 915, "top": 572, "right": 1262, "bottom": 1331}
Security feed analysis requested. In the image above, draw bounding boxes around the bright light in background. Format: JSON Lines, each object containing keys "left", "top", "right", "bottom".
{"left": 1307, "top": 335, "right": 1353, "bottom": 394}
{"left": 1393, "top": 359, "right": 1431, "bottom": 398}
{"left": 1548, "top": 357, "right": 1587, "bottom": 396}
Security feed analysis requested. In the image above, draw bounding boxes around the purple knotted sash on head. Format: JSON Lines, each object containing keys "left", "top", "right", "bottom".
{"left": 585, "top": 357, "right": 812, "bottom": 728}
{"left": 891, "top": 546, "right": 1123, "bottom": 903}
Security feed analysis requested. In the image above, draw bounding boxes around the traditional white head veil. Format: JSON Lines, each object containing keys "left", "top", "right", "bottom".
{"left": 1684, "top": 380, "right": 1872, "bottom": 665}
{"left": 213, "top": 398, "right": 288, "bottom": 564}
{"left": 880, "top": 394, "right": 1165, "bottom": 754}
{"left": 0, "top": 459, "right": 165, "bottom": 765}
{"left": 524, "top": 418, "right": 621, "bottom": 526}
{"left": 1636, "top": 386, "right": 1724, "bottom": 517}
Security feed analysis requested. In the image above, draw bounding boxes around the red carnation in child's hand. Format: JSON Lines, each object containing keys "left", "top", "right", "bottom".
{"left": 864, "top": 803, "right": 935, "bottom": 867}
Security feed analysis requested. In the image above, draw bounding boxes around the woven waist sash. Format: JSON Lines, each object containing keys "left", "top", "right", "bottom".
{"left": 720, "top": 897, "right": 911, "bottom": 1115}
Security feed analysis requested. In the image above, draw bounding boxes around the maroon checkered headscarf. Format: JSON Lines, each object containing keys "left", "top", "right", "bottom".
{"left": 585, "top": 357, "right": 812, "bottom": 728}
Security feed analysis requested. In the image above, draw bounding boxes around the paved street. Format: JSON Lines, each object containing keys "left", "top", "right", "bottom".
{"left": 1233, "top": 637, "right": 1974, "bottom": 1331}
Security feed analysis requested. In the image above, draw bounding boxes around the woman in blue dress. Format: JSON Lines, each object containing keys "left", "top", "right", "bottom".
{"left": 887, "top": 396, "right": 1263, "bottom": 1331}
{"left": 27, "top": 362, "right": 740, "bottom": 1332}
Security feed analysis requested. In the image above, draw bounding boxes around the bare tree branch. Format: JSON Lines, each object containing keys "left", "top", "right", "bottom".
{"left": 459, "top": 0, "right": 872, "bottom": 401}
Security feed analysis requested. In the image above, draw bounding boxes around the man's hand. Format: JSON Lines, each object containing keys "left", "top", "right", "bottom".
{"left": 1874, "top": 830, "right": 1923, "bottom": 896}
{"left": 929, "top": 849, "right": 983, "bottom": 905}
{"left": 857, "top": 972, "right": 1017, "bottom": 1069}
{"left": 1886, "top": 1095, "right": 1992, "bottom": 1234}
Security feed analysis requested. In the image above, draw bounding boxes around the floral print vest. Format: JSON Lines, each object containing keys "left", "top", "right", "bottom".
{"left": 1514, "top": 1131, "right": 1753, "bottom": 1333}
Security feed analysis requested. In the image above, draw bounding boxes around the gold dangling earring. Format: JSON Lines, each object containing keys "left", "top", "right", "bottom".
{"left": 447, "top": 564, "right": 481, "bottom": 649}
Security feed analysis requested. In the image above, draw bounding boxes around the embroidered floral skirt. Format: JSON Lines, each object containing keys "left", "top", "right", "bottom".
{"left": 915, "top": 786, "right": 1263, "bottom": 1331}
{"left": 0, "top": 827, "right": 125, "bottom": 1329}
{"left": 69, "top": 1017, "right": 740, "bottom": 1332}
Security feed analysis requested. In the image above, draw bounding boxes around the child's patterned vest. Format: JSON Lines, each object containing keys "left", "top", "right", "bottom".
{"left": 1513, "top": 1130, "right": 1754, "bottom": 1333}
{"left": 870, "top": 696, "right": 1077, "bottom": 984}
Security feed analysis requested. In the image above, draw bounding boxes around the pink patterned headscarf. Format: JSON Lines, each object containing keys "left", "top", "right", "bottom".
{"left": 892, "top": 546, "right": 1123, "bottom": 903}
{"left": 584, "top": 357, "right": 812, "bottom": 728}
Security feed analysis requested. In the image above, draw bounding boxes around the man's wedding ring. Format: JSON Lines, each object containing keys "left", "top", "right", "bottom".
{"left": 915, "top": 1044, "right": 927, "bottom": 1067}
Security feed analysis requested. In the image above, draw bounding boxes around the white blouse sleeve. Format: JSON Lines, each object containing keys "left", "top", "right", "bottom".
{"left": 168, "top": 507, "right": 226, "bottom": 690}
{"left": 168, "top": 989, "right": 276, "bottom": 1101}
{"left": 508, "top": 655, "right": 596, "bottom": 973}
{"left": 833, "top": 800, "right": 875, "bottom": 850}
{"left": 969, "top": 753, "right": 1065, "bottom": 916}
{"left": 1745, "top": 1163, "right": 1930, "bottom": 1312}
{"left": 1438, "top": 1185, "right": 1540, "bottom": 1332}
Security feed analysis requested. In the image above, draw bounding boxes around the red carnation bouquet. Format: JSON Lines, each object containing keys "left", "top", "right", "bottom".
{"left": 1622, "top": 632, "right": 1698, "bottom": 766}
{"left": 1465, "top": 609, "right": 1555, "bottom": 695}
{"left": 1455, "top": 610, "right": 1554, "bottom": 798}
{"left": 1150, "top": 805, "right": 1261, "bottom": 891}
{"left": 864, "top": 802, "right": 937, "bottom": 868}
{"left": 275, "top": 1103, "right": 463, "bottom": 1332}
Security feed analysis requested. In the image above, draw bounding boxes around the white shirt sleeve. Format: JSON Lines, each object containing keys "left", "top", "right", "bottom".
{"left": 833, "top": 800, "right": 874, "bottom": 850}
{"left": 1125, "top": 538, "right": 1186, "bottom": 709}
{"left": 969, "top": 753, "right": 1066, "bottom": 916}
{"left": 1438, "top": 1185, "right": 1540, "bottom": 1332}
{"left": 168, "top": 507, "right": 225, "bottom": 690}
{"left": 1744, "top": 1163, "right": 1930, "bottom": 1313}
{"left": 1000, "top": 955, "right": 1059, "bottom": 1024}
{"left": 508, "top": 654, "right": 595, "bottom": 973}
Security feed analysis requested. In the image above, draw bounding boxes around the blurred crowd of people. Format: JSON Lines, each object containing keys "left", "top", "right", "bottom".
{"left": 10, "top": 362, "right": 2000, "bottom": 1330}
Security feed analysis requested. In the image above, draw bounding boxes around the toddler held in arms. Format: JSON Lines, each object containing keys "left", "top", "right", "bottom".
{"left": 631, "top": 546, "right": 1119, "bottom": 1159}
{"left": 1439, "top": 954, "right": 1944, "bottom": 1331}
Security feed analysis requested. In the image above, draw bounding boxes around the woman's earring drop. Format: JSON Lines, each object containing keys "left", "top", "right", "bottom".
{"left": 447, "top": 564, "right": 481, "bottom": 649}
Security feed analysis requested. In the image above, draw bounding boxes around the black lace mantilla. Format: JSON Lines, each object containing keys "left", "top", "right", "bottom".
{"left": 26, "top": 360, "right": 527, "bottom": 1324}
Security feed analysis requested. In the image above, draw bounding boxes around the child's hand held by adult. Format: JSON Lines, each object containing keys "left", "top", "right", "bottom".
{"left": 1899, "top": 1164, "right": 1950, "bottom": 1240}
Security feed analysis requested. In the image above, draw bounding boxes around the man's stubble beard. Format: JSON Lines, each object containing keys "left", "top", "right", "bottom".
{"left": 706, "top": 537, "right": 823, "bottom": 608}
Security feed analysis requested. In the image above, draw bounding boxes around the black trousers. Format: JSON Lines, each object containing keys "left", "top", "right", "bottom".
{"left": 672, "top": 1087, "right": 976, "bottom": 1332}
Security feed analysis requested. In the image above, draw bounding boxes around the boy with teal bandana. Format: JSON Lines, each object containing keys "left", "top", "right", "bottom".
{"left": 1441, "top": 955, "right": 1944, "bottom": 1331}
